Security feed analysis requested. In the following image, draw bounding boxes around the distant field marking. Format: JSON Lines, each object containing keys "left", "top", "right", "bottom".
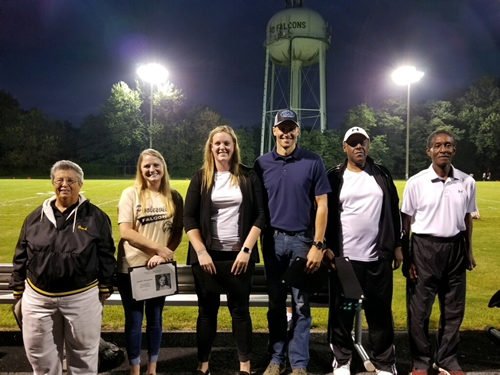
{"left": 1, "top": 195, "right": 49, "bottom": 204}
{"left": 2, "top": 190, "right": 95, "bottom": 204}
{"left": 96, "top": 199, "right": 120, "bottom": 207}
{"left": 81, "top": 183, "right": 128, "bottom": 191}
{"left": 477, "top": 198, "right": 500, "bottom": 204}
{"left": 1, "top": 180, "right": 185, "bottom": 205}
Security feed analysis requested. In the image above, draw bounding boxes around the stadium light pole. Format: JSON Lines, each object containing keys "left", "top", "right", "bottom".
{"left": 392, "top": 66, "right": 424, "bottom": 180}
{"left": 137, "top": 63, "right": 169, "bottom": 148}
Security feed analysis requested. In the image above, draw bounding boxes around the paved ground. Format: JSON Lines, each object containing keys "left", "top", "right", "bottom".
{"left": 1, "top": 329, "right": 500, "bottom": 374}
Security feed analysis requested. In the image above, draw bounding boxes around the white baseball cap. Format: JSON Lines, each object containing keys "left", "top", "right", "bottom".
{"left": 343, "top": 127, "right": 369, "bottom": 142}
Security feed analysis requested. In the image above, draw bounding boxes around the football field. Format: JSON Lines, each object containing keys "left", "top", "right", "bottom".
{"left": 1, "top": 179, "right": 500, "bottom": 330}
{"left": 0, "top": 178, "right": 192, "bottom": 264}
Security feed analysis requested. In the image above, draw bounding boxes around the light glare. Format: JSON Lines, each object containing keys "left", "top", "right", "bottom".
{"left": 392, "top": 66, "right": 424, "bottom": 86}
{"left": 137, "top": 63, "right": 169, "bottom": 84}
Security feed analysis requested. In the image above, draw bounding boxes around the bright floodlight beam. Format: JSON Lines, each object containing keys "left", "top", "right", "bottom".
{"left": 137, "top": 63, "right": 169, "bottom": 148}
{"left": 392, "top": 66, "right": 424, "bottom": 180}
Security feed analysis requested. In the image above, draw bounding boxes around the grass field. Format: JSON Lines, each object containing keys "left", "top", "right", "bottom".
{"left": 1, "top": 178, "right": 500, "bottom": 331}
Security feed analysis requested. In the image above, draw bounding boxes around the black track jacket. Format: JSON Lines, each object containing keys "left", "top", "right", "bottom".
{"left": 10, "top": 195, "right": 116, "bottom": 297}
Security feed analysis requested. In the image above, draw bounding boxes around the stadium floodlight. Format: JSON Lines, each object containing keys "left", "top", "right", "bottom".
{"left": 137, "top": 63, "right": 169, "bottom": 148}
{"left": 392, "top": 66, "right": 424, "bottom": 180}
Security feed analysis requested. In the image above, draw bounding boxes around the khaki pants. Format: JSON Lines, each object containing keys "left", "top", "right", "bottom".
{"left": 22, "top": 284, "right": 103, "bottom": 375}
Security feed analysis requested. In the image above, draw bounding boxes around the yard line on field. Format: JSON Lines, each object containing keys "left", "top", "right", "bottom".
{"left": 477, "top": 198, "right": 500, "bottom": 204}
{"left": 1, "top": 195, "right": 49, "bottom": 204}
{"left": 95, "top": 199, "right": 120, "bottom": 207}
{"left": 84, "top": 182, "right": 130, "bottom": 189}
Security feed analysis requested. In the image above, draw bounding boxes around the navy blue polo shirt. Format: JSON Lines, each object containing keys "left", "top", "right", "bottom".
{"left": 254, "top": 146, "right": 331, "bottom": 232}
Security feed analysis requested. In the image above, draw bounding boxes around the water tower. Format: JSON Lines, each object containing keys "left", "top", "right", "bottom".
{"left": 260, "top": 1, "right": 331, "bottom": 154}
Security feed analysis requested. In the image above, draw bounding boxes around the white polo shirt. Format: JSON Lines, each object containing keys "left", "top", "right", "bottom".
{"left": 401, "top": 164, "right": 477, "bottom": 237}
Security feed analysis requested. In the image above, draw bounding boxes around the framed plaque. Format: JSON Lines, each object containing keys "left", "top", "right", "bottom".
{"left": 129, "top": 261, "right": 178, "bottom": 301}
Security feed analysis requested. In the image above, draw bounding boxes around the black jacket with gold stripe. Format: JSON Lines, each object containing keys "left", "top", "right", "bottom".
{"left": 10, "top": 195, "right": 116, "bottom": 297}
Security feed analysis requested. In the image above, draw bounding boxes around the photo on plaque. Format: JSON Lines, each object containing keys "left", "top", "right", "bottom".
{"left": 129, "top": 261, "right": 178, "bottom": 301}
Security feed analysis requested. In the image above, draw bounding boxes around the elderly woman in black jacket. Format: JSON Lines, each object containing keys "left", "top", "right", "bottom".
{"left": 184, "top": 125, "right": 265, "bottom": 375}
{"left": 10, "top": 160, "right": 116, "bottom": 375}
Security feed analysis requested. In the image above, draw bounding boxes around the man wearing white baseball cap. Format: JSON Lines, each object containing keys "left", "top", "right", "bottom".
{"left": 342, "top": 126, "right": 370, "bottom": 142}
{"left": 325, "top": 126, "right": 402, "bottom": 375}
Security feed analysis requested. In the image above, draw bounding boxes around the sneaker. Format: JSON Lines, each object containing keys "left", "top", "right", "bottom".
{"left": 376, "top": 370, "right": 394, "bottom": 375}
{"left": 432, "top": 363, "right": 465, "bottom": 375}
{"left": 333, "top": 362, "right": 351, "bottom": 375}
{"left": 263, "top": 363, "right": 286, "bottom": 375}
{"left": 410, "top": 369, "right": 428, "bottom": 375}
{"left": 292, "top": 369, "right": 307, "bottom": 375}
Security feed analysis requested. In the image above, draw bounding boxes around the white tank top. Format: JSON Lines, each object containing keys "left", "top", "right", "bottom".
{"left": 210, "top": 171, "right": 242, "bottom": 251}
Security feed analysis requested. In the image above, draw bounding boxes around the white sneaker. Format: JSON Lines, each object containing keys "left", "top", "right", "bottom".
{"left": 376, "top": 370, "right": 394, "bottom": 375}
{"left": 333, "top": 362, "right": 351, "bottom": 375}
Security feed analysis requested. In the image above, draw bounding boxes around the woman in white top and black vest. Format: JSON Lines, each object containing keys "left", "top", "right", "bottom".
{"left": 184, "top": 126, "right": 265, "bottom": 375}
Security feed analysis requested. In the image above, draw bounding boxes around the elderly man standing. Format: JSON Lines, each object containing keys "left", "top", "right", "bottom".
{"left": 254, "top": 109, "right": 331, "bottom": 375}
{"left": 325, "top": 127, "right": 402, "bottom": 375}
{"left": 401, "top": 130, "right": 477, "bottom": 375}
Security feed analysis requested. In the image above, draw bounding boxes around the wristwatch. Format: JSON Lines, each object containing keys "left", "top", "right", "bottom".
{"left": 241, "top": 246, "right": 252, "bottom": 255}
{"left": 312, "top": 241, "right": 326, "bottom": 250}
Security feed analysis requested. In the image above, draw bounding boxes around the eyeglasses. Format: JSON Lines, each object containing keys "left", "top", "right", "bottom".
{"left": 53, "top": 178, "right": 78, "bottom": 186}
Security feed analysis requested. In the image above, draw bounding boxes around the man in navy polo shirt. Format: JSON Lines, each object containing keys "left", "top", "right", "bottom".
{"left": 254, "top": 109, "right": 331, "bottom": 375}
{"left": 401, "top": 129, "right": 477, "bottom": 375}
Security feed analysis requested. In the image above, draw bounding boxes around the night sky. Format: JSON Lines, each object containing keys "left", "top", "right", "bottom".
{"left": 2, "top": 0, "right": 500, "bottom": 129}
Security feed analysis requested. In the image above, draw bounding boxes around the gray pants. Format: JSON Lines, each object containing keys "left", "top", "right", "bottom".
{"left": 407, "top": 233, "right": 466, "bottom": 371}
{"left": 22, "top": 284, "right": 103, "bottom": 375}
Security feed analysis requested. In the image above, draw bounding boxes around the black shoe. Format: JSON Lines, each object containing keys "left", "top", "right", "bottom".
{"left": 194, "top": 370, "right": 210, "bottom": 375}
{"left": 237, "top": 372, "right": 250, "bottom": 375}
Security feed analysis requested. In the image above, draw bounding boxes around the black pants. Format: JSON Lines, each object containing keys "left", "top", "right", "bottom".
{"left": 192, "top": 251, "right": 254, "bottom": 363}
{"left": 328, "top": 259, "right": 396, "bottom": 372}
{"left": 407, "top": 234, "right": 466, "bottom": 371}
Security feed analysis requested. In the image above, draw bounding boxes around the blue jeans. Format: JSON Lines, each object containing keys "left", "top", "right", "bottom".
{"left": 117, "top": 273, "right": 165, "bottom": 366}
{"left": 263, "top": 229, "right": 312, "bottom": 369}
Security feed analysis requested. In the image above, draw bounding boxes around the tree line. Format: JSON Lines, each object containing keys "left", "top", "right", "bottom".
{"left": 1, "top": 76, "right": 499, "bottom": 180}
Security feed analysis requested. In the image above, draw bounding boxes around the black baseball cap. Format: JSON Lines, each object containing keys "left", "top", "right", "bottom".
{"left": 274, "top": 109, "right": 300, "bottom": 128}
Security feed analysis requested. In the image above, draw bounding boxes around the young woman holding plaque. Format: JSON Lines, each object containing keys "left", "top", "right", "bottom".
{"left": 116, "top": 149, "right": 183, "bottom": 375}
{"left": 184, "top": 126, "right": 265, "bottom": 375}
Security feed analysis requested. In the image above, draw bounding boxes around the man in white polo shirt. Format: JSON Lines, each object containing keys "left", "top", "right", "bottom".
{"left": 325, "top": 127, "right": 402, "bottom": 375}
{"left": 401, "top": 129, "right": 477, "bottom": 375}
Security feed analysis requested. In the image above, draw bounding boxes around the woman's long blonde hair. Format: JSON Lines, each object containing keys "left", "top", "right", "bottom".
{"left": 202, "top": 126, "right": 242, "bottom": 192}
{"left": 135, "top": 149, "right": 176, "bottom": 216}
